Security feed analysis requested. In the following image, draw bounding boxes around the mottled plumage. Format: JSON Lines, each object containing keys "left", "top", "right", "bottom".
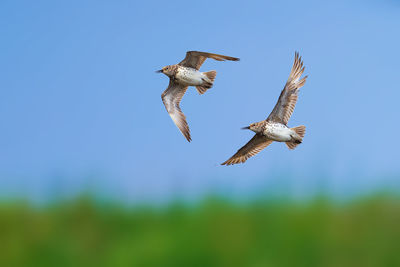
{"left": 222, "top": 52, "right": 308, "bottom": 165}
{"left": 158, "top": 51, "right": 239, "bottom": 142}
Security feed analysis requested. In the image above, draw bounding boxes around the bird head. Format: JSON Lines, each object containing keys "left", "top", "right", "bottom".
{"left": 156, "top": 65, "right": 174, "bottom": 77}
{"left": 242, "top": 123, "right": 261, "bottom": 133}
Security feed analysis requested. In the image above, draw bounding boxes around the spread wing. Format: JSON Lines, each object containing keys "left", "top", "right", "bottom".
{"left": 221, "top": 134, "right": 273, "bottom": 165}
{"left": 179, "top": 51, "right": 239, "bottom": 70}
{"left": 266, "top": 52, "right": 308, "bottom": 125}
{"left": 161, "top": 80, "right": 191, "bottom": 142}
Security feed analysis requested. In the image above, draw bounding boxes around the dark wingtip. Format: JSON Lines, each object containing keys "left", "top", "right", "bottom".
{"left": 228, "top": 57, "right": 240, "bottom": 61}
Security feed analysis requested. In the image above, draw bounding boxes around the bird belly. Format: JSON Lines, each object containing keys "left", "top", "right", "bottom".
{"left": 176, "top": 67, "right": 204, "bottom": 86}
{"left": 264, "top": 123, "right": 292, "bottom": 142}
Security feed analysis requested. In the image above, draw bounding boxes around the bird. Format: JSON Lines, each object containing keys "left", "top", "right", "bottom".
{"left": 157, "top": 51, "right": 239, "bottom": 142}
{"left": 221, "top": 52, "right": 308, "bottom": 165}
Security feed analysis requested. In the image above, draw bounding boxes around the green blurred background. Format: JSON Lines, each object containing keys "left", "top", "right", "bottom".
{"left": 1, "top": 194, "right": 400, "bottom": 267}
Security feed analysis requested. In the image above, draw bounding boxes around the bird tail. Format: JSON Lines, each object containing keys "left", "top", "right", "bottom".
{"left": 285, "top": 125, "right": 306, "bottom": 150}
{"left": 196, "top": 70, "right": 217, "bottom": 94}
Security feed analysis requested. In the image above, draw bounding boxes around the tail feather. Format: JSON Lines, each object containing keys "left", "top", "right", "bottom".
{"left": 285, "top": 125, "right": 306, "bottom": 150}
{"left": 196, "top": 70, "right": 217, "bottom": 95}
{"left": 286, "top": 142, "right": 298, "bottom": 150}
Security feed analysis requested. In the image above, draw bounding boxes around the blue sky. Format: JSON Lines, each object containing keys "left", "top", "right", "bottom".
{"left": 1, "top": 0, "right": 400, "bottom": 202}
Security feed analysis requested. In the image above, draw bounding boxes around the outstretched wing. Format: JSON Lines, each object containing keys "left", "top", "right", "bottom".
{"left": 161, "top": 80, "right": 191, "bottom": 142}
{"left": 266, "top": 52, "right": 308, "bottom": 125}
{"left": 221, "top": 134, "right": 273, "bottom": 165}
{"left": 179, "top": 51, "right": 239, "bottom": 70}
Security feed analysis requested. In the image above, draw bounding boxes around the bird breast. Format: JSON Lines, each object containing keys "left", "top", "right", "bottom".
{"left": 175, "top": 67, "right": 204, "bottom": 86}
{"left": 263, "top": 122, "right": 293, "bottom": 142}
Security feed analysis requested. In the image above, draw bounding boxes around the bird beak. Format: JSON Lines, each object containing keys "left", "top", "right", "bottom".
{"left": 155, "top": 69, "right": 163, "bottom": 73}
{"left": 241, "top": 126, "right": 250, "bottom": 130}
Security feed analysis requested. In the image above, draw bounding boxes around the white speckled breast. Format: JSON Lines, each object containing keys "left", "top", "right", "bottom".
{"left": 176, "top": 66, "right": 204, "bottom": 86}
{"left": 264, "top": 122, "right": 293, "bottom": 142}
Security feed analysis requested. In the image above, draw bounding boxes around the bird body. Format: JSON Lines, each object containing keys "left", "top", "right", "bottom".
{"left": 158, "top": 51, "right": 239, "bottom": 142}
{"left": 262, "top": 122, "right": 297, "bottom": 142}
{"left": 222, "top": 52, "right": 308, "bottom": 165}
{"left": 175, "top": 66, "right": 210, "bottom": 86}
{"left": 248, "top": 121, "right": 302, "bottom": 142}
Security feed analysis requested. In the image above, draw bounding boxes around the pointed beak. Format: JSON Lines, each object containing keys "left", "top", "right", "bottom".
{"left": 241, "top": 126, "right": 250, "bottom": 130}
{"left": 155, "top": 69, "right": 163, "bottom": 73}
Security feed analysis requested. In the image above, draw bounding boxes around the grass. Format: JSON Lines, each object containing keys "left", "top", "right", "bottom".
{"left": 0, "top": 195, "right": 399, "bottom": 267}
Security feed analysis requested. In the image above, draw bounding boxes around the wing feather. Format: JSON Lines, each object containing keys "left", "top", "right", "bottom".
{"left": 161, "top": 80, "right": 191, "bottom": 142}
{"left": 266, "top": 52, "right": 308, "bottom": 124}
{"left": 179, "top": 51, "right": 239, "bottom": 70}
{"left": 221, "top": 134, "right": 273, "bottom": 165}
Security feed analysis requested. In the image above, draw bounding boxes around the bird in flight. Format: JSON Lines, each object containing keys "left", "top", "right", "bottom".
{"left": 221, "top": 52, "right": 308, "bottom": 165}
{"left": 157, "top": 51, "right": 239, "bottom": 142}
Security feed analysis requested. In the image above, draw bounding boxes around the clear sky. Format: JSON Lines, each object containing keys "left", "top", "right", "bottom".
{"left": 1, "top": 0, "right": 400, "bottom": 203}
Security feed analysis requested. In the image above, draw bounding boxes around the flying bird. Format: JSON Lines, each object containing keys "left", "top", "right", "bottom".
{"left": 221, "top": 52, "right": 308, "bottom": 165}
{"left": 158, "top": 51, "right": 239, "bottom": 142}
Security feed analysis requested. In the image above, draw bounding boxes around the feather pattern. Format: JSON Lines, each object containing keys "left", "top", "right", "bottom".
{"left": 221, "top": 134, "right": 273, "bottom": 165}
{"left": 161, "top": 80, "right": 191, "bottom": 142}
{"left": 179, "top": 51, "right": 239, "bottom": 70}
{"left": 267, "top": 52, "right": 307, "bottom": 125}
